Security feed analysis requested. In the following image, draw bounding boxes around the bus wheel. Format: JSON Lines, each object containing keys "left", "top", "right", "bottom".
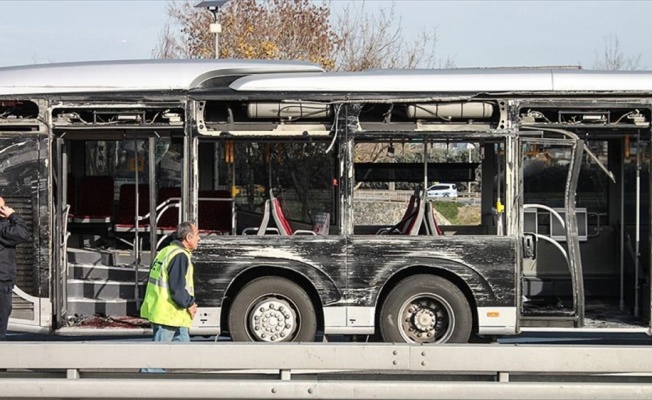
{"left": 380, "top": 275, "right": 472, "bottom": 343}
{"left": 228, "top": 276, "right": 317, "bottom": 342}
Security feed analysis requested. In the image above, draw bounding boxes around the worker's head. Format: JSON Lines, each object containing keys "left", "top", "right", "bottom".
{"left": 177, "top": 221, "right": 200, "bottom": 251}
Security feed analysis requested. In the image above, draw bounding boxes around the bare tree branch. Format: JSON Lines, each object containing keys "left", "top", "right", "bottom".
{"left": 593, "top": 34, "right": 641, "bottom": 70}
{"left": 332, "top": 1, "right": 451, "bottom": 71}
{"left": 152, "top": 23, "right": 181, "bottom": 59}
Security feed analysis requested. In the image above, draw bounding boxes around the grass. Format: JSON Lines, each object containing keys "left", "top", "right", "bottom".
{"left": 433, "top": 201, "right": 481, "bottom": 225}
{"left": 433, "top": 201, "right": 459, "bottom": 221}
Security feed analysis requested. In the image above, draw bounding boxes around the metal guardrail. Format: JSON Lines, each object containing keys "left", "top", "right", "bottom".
{"left": 2, "top": 343, "right": 652, "bottom": 399}
{"left": 355, "top": 189, "right": 478, "bottom": 203}
{"left": 354, "top": 189, "right": 413, "bottom": 202}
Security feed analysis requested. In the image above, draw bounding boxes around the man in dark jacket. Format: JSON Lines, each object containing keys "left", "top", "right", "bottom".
{"left": 0, "top": 197, "right": 31, "bottom": 341}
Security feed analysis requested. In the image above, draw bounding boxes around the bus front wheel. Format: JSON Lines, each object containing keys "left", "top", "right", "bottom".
{"left": 379, "top": 275, "right": 472, "bottom": 343}
{"left": 228, "top": 276, "right": 317, "bottom": 342}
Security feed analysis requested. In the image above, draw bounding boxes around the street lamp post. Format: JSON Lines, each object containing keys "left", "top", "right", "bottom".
{"left": 195, "top": 0, "right": 230, "bottom": 59}
{"left": 195, "top": 1, "right": 231, "bottom": 193}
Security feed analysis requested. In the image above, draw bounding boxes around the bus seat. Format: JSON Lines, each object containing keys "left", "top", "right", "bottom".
{"left": 242, "top": 200, "right": 279, "bottom": 235}
{"left": 72, "top": 176, "right": 114, "bottom": 224}
{"left": 397, "top": 191, "right": 422, "bottom": 233}
{"left": 425, "top": 202, "right": 443, "bottom": 236}
{"left": 115, "top": 184, "right": 151, "bottom": 233}
{"left": 404, "top": 198, "right": 426, "bottom": 236}
{"left": 376, "top": 189, "right": 421, "bottom": 235}
{"left": 198, "top": 190, "right": 232, "bottom": 235}
{"left": 270, "top": 189, "right": 316, "bottom": 236}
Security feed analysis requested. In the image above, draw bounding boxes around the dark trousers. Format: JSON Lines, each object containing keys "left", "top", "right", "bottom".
{"left": 0, "top": 282, "right": 13, "bottom": 341}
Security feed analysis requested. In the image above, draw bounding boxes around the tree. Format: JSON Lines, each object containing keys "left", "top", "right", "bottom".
{"left": 154, "top": 0, "right": 452, "bottom": 71}
{"left": 593, "top": 34, "right": 641, "bottom": 71}
{"left": 153, "top": 0, "right": 337, "bottom": 69}
{"left": 153, "top": 23, "right": 179, "bottom": 59}
{"left": 333, "top": 2, "right": 453, "bottom": 71}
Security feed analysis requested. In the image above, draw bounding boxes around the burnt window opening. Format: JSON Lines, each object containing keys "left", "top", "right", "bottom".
{"left": 52, "top": 108, "right": 185, "bottom": 127}
{"left": 0, "top": 100, "right": 39, "bottom": 120}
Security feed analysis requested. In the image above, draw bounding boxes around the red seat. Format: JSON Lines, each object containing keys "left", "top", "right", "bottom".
{"left": 425, "top": 202, "right": 443, "bottom": 236}
{"left": 198, "top": 190, "right": 232, "bottom": 235}
{"left": 271, "top": 196, "right": 294, "bottom": 235}
{"left": 269, "top": 190, "right": 316, "bottom": 236}
{"left": 404, "top": 198, "right": 425, "bottom": 236}
{"left": 376, "top": 190, "right": 421, "bottom": 235}
{"left": 72, "top": 176, "right": 114, "bottom": 224}
{"left": 396, "top": 194, "right": 419, "bottom": 233}
{"left": 115, "top": 184, "right": 150, "bottom": 232}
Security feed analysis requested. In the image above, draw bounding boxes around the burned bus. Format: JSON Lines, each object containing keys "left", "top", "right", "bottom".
{"left": 2, "top": 60, "right": 650, "bottom": 343}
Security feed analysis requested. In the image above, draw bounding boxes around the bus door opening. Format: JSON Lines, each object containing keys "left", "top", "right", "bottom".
{"left": 519, "top": 134, "right": 586, "bottom": 326}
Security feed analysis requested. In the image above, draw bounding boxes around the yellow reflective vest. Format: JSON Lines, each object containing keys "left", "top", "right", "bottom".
{"left": 140, "top": 244, "right": 195, "bottom": 328}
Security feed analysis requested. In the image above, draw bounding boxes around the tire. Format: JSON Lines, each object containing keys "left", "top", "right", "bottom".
{"left": 379, "top": 275, "right": 472, "bottom": 343}
{"left": 228, "top": 276, "right": 317, "bottom": 342}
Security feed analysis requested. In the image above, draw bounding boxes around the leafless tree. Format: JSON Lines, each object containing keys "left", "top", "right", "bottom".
{"left": 152, "top": 23, "right": 182, "bottom": 59}
{"left": 332, "top": 1, "right": 453, "bottom": 71}
{"left": 593, "top": 34, "right": 641, "bottom": 70}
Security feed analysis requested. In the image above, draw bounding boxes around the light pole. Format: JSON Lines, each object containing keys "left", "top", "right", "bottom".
{"left": 195, "top": 0, "right": 230, "bottom": 59}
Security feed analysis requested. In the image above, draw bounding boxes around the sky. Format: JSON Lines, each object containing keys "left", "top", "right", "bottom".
{"left": 0, "top": 0, "right": 650, "bottom": 69}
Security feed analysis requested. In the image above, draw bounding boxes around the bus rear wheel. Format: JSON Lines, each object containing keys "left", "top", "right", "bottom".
{"left": 228, "top": 276, "right": 317, "bottom": 342}
{"left": 379, "top": 275, "right": 472, "bottom": 343}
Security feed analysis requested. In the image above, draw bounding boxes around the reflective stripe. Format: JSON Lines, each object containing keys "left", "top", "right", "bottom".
{"left": 149, "top": 248, "right": 187, "bottom": 289}
{"left": 148, "top": 275, "right": 168, "bottom": 288}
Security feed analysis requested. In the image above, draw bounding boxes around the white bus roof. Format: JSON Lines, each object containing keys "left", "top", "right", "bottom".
{"left": 0, "top": 59, "right": 323, "bottom": 95}
{"left": 230, "top": 68, "right": 652, "bottom": 93}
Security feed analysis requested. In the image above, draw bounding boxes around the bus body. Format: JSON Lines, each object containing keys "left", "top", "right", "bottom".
{"left": 2, "top": 60, "right": 650, "bottom": 342}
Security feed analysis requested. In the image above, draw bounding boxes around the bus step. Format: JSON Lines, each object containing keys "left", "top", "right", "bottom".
{"left": 68, "top": 264, "right": 149, "bottom": 282}
{"left": 67, "top": 279, "right": 145, "bottom": 300}
{"left": 67, "top": 297, "right": 140, "bottom": 317}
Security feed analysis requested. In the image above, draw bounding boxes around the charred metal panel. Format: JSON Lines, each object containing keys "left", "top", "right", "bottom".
{"left": 192, "top": 236, "right": 348, "bottom": 308}
{"left": 348, "top": 236, "right": 517, "bottom": 308}
{"left": 0, "top": 134, "right": 50, "bottom": 297}
{"left": 354, "top": 163, "right": 478, "bottom": 183}
{"left": 193, "top": 234, "right": 516, "bottom": 312}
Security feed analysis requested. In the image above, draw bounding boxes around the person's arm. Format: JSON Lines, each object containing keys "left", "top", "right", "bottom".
{"left": 0, "top": 211, "right": 30, "bottom": 247}
{"left": 167, "top": 252, "right": 195, "bottom": 309}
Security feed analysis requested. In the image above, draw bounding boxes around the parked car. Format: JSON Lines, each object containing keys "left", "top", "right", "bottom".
{"left": 427, "top": 183, "right": 458, "bottom": 198}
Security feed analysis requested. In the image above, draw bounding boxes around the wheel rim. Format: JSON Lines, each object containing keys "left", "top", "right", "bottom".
{"left": 245, "top": 295, "right": 300, "bottom": 342}
{"left": 397, "top": 292, "right": 455, "bottom": 343}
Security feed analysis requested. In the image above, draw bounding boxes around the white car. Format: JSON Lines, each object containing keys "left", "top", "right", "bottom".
{"left": 427, "top": 183, "right": 458, "bottom": 198}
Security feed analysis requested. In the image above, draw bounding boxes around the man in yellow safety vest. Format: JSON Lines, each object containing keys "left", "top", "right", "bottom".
{"left": 140, "top": 222, "right": 199, "bottom": 370}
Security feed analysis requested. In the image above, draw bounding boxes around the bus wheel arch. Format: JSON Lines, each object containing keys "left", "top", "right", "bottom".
{"left": 376, "top": 268, "right": 478, "bottom": 343}
{"left": 224, "top": 267, "right": 323, "bottom": 342}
